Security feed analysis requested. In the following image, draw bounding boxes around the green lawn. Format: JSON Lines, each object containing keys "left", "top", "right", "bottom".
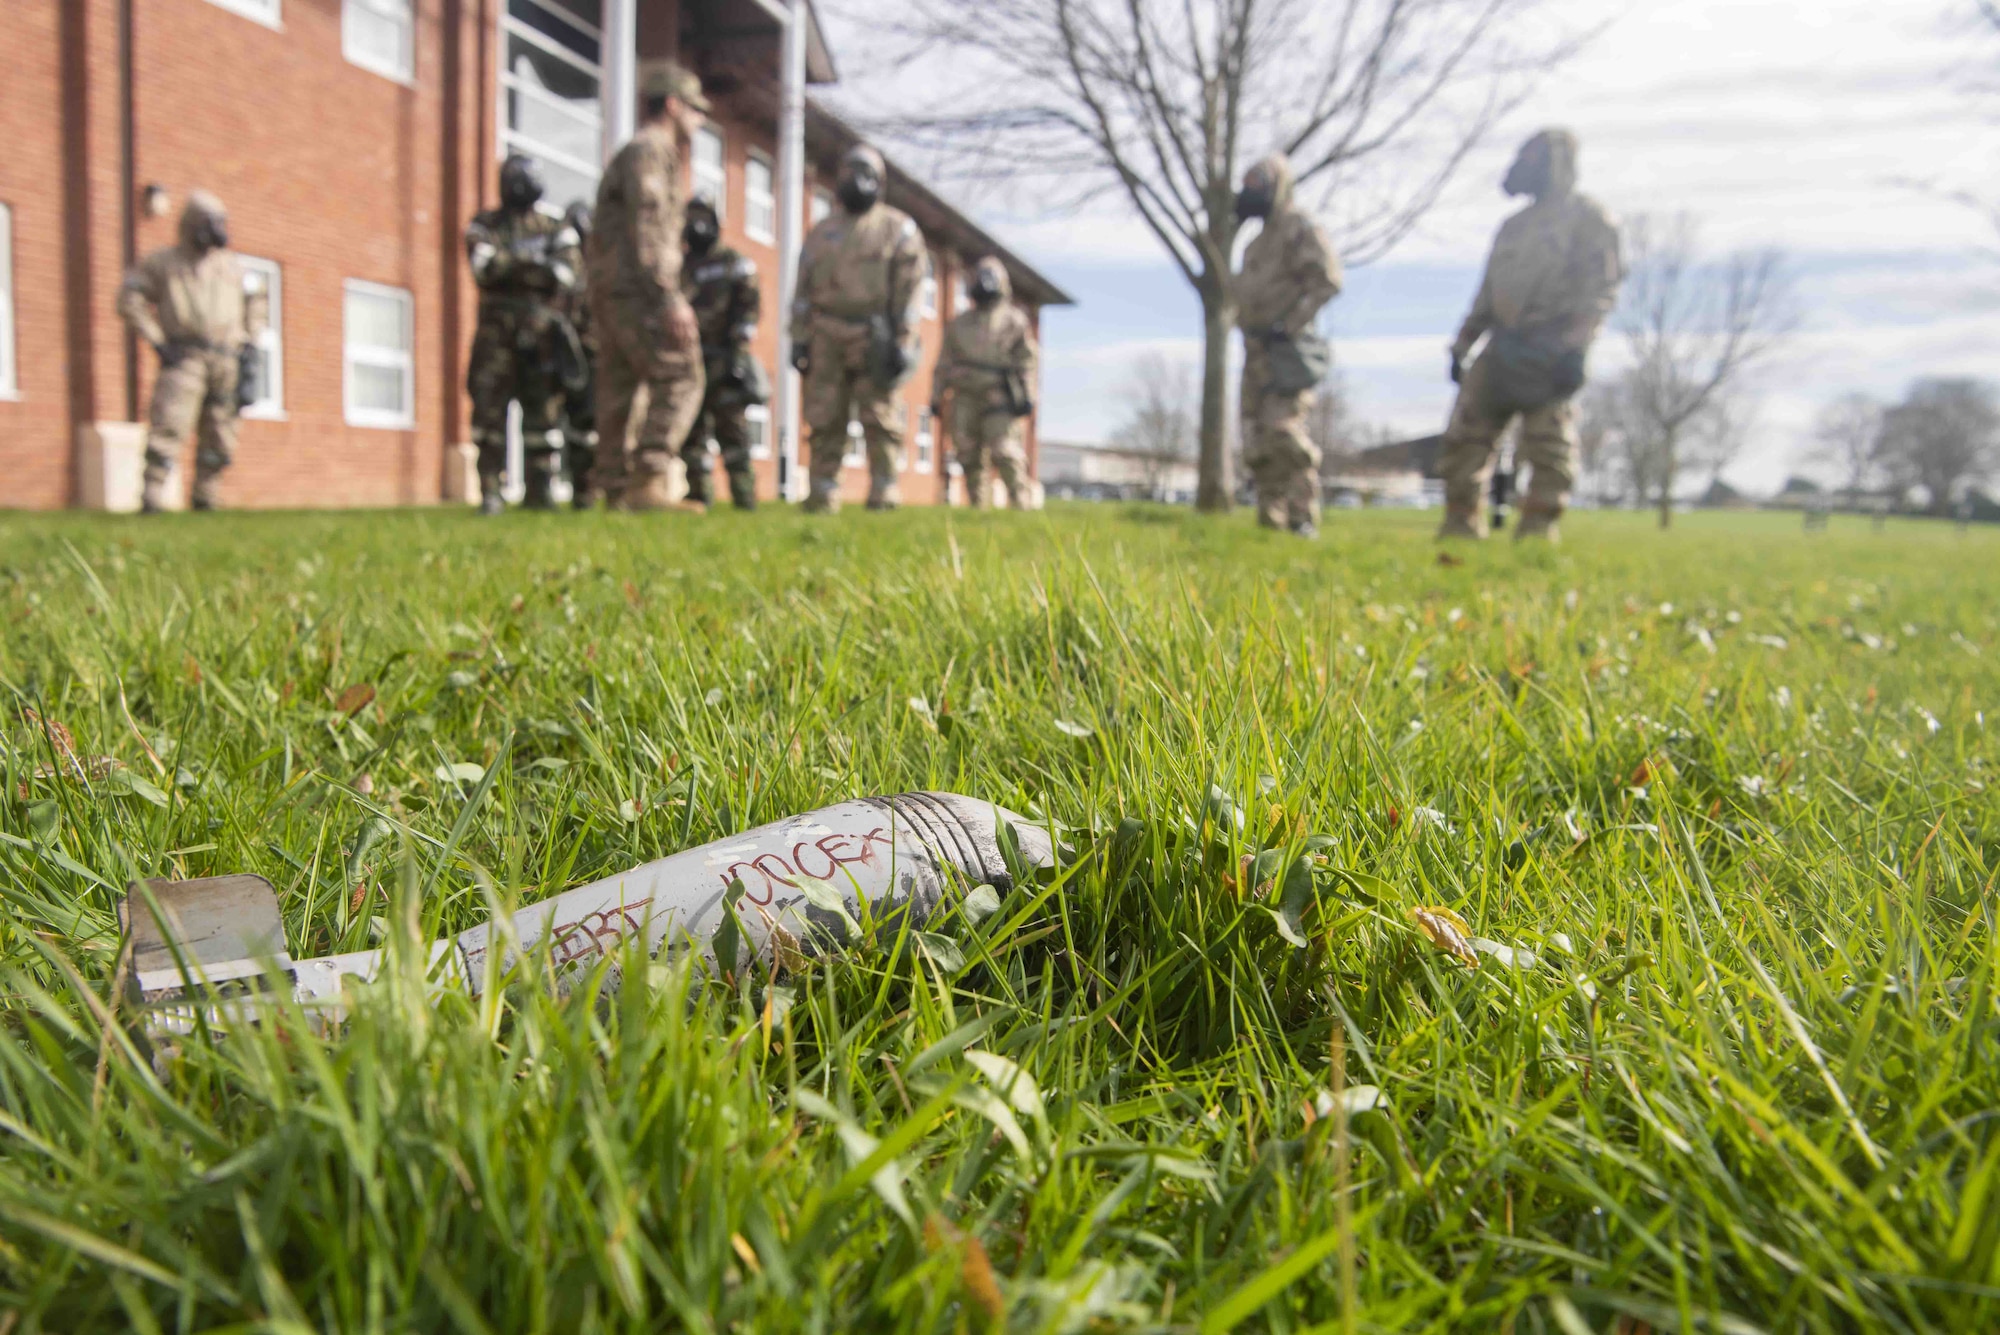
{"left": 0, "top": 504, "right": 1995, "bottom": 1333}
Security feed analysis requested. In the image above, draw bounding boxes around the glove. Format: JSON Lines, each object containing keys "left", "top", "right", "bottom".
{"left": 1268, "top": 322, "right": 1290, "bottom": 342}
{"left": 929, "top": 400, "right": 945, "bottom": 421}
{"left": 791, "top": 345, "right": 812, "bottom": 376}
{"left": 1552, "top": 349, "right": 1587, "bottom": 398}
{"left": 1448, "top": 351, "right": 1464, "bottom": 386}
{"left": 1015, "top": 396, "right": 1036, "bottom": 420}
{"left": 883, "top": 342, "right": 911, "bottom": 381}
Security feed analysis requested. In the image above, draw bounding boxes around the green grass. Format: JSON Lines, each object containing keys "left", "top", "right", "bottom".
{"left": 0, "top": 504, "right": 1995, "bottom": 1334}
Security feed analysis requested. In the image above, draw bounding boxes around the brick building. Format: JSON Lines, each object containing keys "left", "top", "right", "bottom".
{"left": 0, "top": 0, "right": 1070, "bottom": 511}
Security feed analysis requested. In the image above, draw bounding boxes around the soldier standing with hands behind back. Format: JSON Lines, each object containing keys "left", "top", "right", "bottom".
{"left": 932, "top": 256, "right": 1039, "bottom": 509}
{"left": 588, "top": 61, "right": 707, "bottom": 511}
{"left": 792, "top": 144, "right": 926, "bottom": 514}
{"left": 118, "top": 191, "right": 268, "bottom": 513}
{"left": 464, "top": 154, "right": 582, "bottom": 515}
{"left": 1437, "top": 128, "right": 1622, "bottom": 542}
{"left": 680, "top": 196, "right": 766, "bottom": 511}
{"left": 1234, "top": 154, "right": 1343, "bottom": 538}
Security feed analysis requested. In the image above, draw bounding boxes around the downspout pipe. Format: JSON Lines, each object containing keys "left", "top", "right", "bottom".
{"left": 773, "top": 0, "right": 808, "bottom": 502}
{"left": 601, "top": 0, "right": 637, "bottom": 162}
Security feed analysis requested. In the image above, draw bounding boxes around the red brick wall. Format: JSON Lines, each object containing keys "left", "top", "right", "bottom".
{"left": 0, "top": 0, "right": 76, "bottom": 508}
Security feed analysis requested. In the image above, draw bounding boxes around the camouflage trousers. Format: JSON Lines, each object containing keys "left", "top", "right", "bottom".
{"left": 803, "top": 322, "right": 902, "bottom": 510}
{"left": 468, "top": 303, "right": 566, "bottom": 504}
{"left": 144, "top": 348, "right": 242, "bottom": 509}
{"left": 562, "top": 351, "right": 597, "bottom": 503}
{"left": 1437, "top": 347, "right": 1576, "bottom": 539}
{"left": 681, "top": 364, "right": 758, "bottom": 509}
{"left": 591, "top": 291, "right": 704, "bottom": 505}
{"left": 1240, "top": 345, "right": 1322, "bottom": 533}
{"left": 950, "top": 395, "right": 1030, "bottom": 509}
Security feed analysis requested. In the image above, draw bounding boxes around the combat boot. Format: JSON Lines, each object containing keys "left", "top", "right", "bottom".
{"left": 728, "top": 472, "right": 758, "bottom": 511}
{"left": 802, "top": 479, "right": 840, "bottom": 515}
{"left": 571, "top": 482, "right": 602, "bottom": 511}
{"left": 478, "top": 471, "right": 506, "bottom": 517}
{"left": 1514, "top": 501, "right": 1562, "bottom": 542}
{"left": 865, "top": 479, "right": 901, "bottom": 512}
{"left": 1436, "top": 504, "right": 1486, "bottom": 541}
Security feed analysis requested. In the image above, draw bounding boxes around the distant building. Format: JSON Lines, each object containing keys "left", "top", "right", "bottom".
{"left": 1040, "top": 441, "right": 1197, "bottom": 503}
{"left": 1, "top": 0, "right": 1071, "bottom": 511}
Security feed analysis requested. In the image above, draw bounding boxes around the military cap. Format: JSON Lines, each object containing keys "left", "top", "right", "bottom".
{"left": 639, "top": 60, "right": 710, "bottom": 112}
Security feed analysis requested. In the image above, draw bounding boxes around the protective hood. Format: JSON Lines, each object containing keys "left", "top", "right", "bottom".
{"left": 1525, "top": 129, "right": 1579, "bottom": 198}
{"left": 179, "top": 190, "right": 228, "bottom": 252}
{"left": 1253, "top": 153, "right": 1297, "bottom": 214}
{"left": 971, "top": 256, "right": 1011, "bottom": 303}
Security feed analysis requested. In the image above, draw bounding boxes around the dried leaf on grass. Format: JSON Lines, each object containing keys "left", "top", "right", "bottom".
{"left": 335, "top": 683, "right": 377, "bottom": 716}
{"left": 1407, "top": 905, "right": 1479, "bottom": 969}
{"left": 925, "top": 1215, "right": 1006, "bottom": 1322}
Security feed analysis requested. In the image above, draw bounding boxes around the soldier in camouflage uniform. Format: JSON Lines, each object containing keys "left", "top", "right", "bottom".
{"left": 465, "top": 154, "right": 583, "bottom": 514}
{"left": 1438, "top": 129, "right": 1623, "bottom": 542}
{"left": 117, "top": 191, "right": 269, "bottom": 512}
{"left": 588, "top": 62, "right": 707, "bottom": 511}
{"left": 1234, "top": 153, "right": 1343, "bottom": 538}
{"left": 559, "top": 201, "right": 601, "bottom": 510}
{"left": 679, "top": 196, "right": 764, "bottom": 510}
{"left": 791, "top": 144, "right": 926, "bottom": 514}
{"left": 931, "top": 257, "right": 1039, "bottom": 509}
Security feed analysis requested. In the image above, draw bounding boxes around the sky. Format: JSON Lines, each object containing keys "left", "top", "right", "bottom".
{"left": 821, "top": 0, "right": 2000, "bottom": 494}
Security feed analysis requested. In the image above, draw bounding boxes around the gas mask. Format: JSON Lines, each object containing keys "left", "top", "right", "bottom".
{"left": 499, "top": 154, "right": 545, "bottom": 212}
{"left": 191, "top": 211, "right": 230, "bottom": 252}
{"left": 1234, "top": 176, "right": 1275, "bottom": 223}
{"left": 970, "top": 262, "right": 1005, "bottom": 307}
{"left": 1503, "top": 140, "right": 1552, "bottom": 200}
{"left": 683, "top": 203, "right": 719, "bottom": 257}
{"left": 838, "top": 150, "right": 884, "bottom": 215}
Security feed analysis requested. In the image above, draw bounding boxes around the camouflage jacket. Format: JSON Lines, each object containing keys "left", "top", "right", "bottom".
{"left": 466, "top": 206, "right": 580, "bottom": 310}
{"left": 790, "top": 202, "right": 925, "bottom": 342}
{"left": 681, "top": 246, "right": 761, "bottom": 352}
{"left": 590, "top": 124, "right": 684, "bottom": 301}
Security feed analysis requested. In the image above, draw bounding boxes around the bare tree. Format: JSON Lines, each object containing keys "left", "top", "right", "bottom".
{"left": 846, "top": 0, "right": 1591, "bottom": 511}
{"left": 1614, "top": 214, "right": 1794, "bottom": 529}
{"left": 1876, "top": 378, "right": 2000, "bottom": 515}
{"left": 1109, "top": 351, "right": 1198, "bottom": 499}
{"left": 1805, "top": 393, "right": 1885, "bottom": 504}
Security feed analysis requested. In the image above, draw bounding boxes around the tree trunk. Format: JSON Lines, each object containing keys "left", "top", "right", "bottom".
{"left": 1195, "top": 272, "right": 1235, "bottom": 513}
{"left": 1657, "top": 430, "right": 1678, "bottom": 530}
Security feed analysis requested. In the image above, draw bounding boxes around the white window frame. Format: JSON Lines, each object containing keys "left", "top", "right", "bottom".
{"left": 844, "top": 419, "right": 865, "bottom": 468}
{"left": 343, "top": 280, "right": 416, "bottom": 430}
{"left": 952, "top": 268, "right": 968, "bottom": 314}
{"left": 745, "top": 403, "right": 771, "bottom": 460}
{"left": 811, "top": 189, "right": 833, "bottom": 225}
{"left": 744, "top": 153, "right": 776, "bottom": 246}
{"left": 0, "top": 203, "right": 16, "bottom": 401}
{"left": 237, "top": 256, "right": 283, "bottom": 420}
{"left": 692, "top": 125, "right": 727, "bottom": 219}
{"left": 914, "top": 408, "right": 934, "bottom": 474}
{"left": 499, "top": 0, "right": 604, "bottom": 206}
{"left": 204, "top": 0, "right": 282, "bottom": 29}
{"left": 344, "top": 0, "right": 415, "bottom": 83}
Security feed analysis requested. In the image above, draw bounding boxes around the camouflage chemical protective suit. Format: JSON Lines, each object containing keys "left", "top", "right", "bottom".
{"left": 559, "top": 201, "right": 600, "bottom": 509}
{"left": 680, "top": 200, "right": 764, "bottom": 510}
{"left": 792, "top": 145, "right": 926, "bottom": 513}
{"left": 932, "top": 257, "right": 1039, "bottom": 509}
{"left": 117, "top": 192, "right": 268, "bottom": 512}
{"left": 1235, "top": 154, "right": 1343, "bottom": 535}
{"left": 589, "top": 115, "right": 705, "bottom": 509}
{"left": 1439, "top": 129, "right": 1622, "bottom": 540}
{"left": 465, "top": 165, "right": 582, "bottom": 512}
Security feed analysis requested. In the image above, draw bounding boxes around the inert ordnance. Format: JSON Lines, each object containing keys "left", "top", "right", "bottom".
{"left": 122, "top": 793, "right": 1054, "bottom": 1035}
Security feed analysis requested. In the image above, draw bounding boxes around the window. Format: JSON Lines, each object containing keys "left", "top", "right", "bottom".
{"left": 745, "top": 403, "right": 771, "bottom": 460}
{"left": 501, "top": 0, "right": 604, "bottom": 213}
{"left": 345, "top": 0, "right": 413, "bottom": 81}
{"left": 692, "top": 126, "right": 726, "bottom": 217}
{"left": 0, "top": 204, "right": 15, "bottom": 400}
{"left": 918, "top": 251, "right": 937, "bottom": 320}
{"left": 952, "top": 268, "right": 968, "bottom": 313}
{"left": 205, "top": 0, "right": 282, "bottom": 27}
{"left": 844, "top": 419, "right": 865, "bottom": 468}
{"left": 914, "top": 408, "right": 934, "bottom": 473}
{"left": 343, "top": 281, "right": 414, "bottom": 428}
{"left": 811, "top": 189, "right": 833, "bottom": 225}
{"left": 744, "top": 154, "right": 775, "bottom": 245}
{"left": 237, "top": 256, "right": 283, "bottom": 419}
